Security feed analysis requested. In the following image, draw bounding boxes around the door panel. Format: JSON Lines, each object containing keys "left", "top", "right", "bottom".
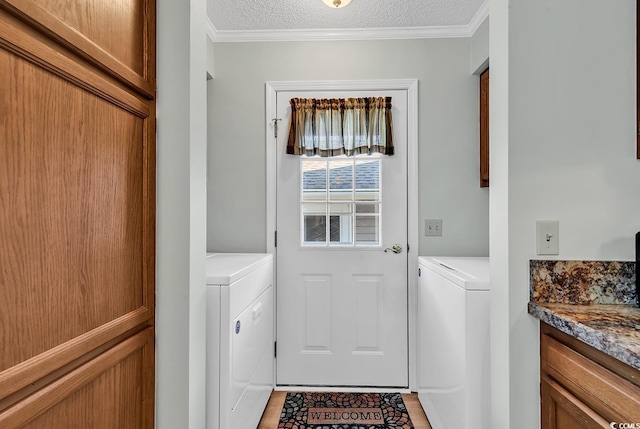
{"left": 0, "top": 0, "right": 154, "bottom": 96}
{"left": 0, "top": 1, "right": 154, "bottom": 427}
{"left": 302, "top": 275, "right": 332, "bottom": 351}
{"left": 276, "top": 89, "right": 408, "bottom": 387}
{"left": 0, "top": 309, "right": 151, "bottom": 401}
{"left": 0, "top": 47, "right": 146, "bottom": 370}
{"left": 353, "top": 276, "right": 382, "bottom": 350}
{"left": 1, "top": 329, "right": 154, "bottom": 429}
{"left": 29, "top": 0, "right": 145, "bottom": 72}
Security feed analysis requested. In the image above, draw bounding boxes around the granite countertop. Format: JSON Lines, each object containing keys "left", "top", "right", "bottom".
{"left": 528, "top": 301, "right": 640, "bottom": 370}
{"left": 527, "top": 260, "right": 639, "bottom": 371}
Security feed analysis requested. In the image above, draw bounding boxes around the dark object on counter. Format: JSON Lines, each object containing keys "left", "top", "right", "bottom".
{"left": 636, "top": 232, "right": 640, "bottom": 307}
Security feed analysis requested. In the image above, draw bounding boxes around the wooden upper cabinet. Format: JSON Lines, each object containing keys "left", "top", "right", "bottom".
{"left": 480, "top": 68, "right": 490, "bottom": 187}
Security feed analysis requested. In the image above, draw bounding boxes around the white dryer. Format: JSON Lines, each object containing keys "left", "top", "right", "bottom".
{"left": 206, "top": 253, "right": 274, "bottom": 429}
{"left": 417, "top": 257, "right": 490, "bottom": 429}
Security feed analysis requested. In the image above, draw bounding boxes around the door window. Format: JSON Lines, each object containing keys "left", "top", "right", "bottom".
{"left": 300, "top": 154, "right": 381, "bottom": 246}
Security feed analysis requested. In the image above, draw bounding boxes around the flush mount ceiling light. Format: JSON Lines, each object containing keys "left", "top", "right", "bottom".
{"left": 322, "top": 0, "right": 352, "bottom": 8}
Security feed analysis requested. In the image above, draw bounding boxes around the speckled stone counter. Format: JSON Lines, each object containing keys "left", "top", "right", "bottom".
{"left": 528, "top": 260, "right": 639, "bottom": 370}
{"left": 528, "top": 301, "right": 640, "bottom": 370}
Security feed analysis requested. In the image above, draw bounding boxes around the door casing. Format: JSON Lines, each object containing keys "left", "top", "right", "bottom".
{"left": 265, "top": 79, "right": 419, "bottom": 390}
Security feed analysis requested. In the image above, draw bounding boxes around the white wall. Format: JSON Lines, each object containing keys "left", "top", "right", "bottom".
{"left": 156, "top": 0, "right": 208, "bottom": 427}
{"left": 206, "top": 33, "right": 215, "bottom": 80}
{"left": 471, "top": 17, "right": 490, "bottom": 74}
{"left": 490, "top": 0, "right": 639, "bottom": 427}
{"left": 208, "top": 39, "right": 489, "bottom": 257}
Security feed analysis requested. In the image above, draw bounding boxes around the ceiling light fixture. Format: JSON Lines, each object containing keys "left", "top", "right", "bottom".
{"left": 322, "top": 0, "right": 352, "bottom": 8}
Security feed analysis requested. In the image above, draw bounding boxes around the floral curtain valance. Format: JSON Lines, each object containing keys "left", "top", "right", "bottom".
{"left": 286, "top": 97, "right": 394, "bottom": 157}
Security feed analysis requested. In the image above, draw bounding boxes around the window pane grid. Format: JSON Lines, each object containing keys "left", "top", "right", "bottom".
{"left": 301, "top": 155, "right": 381, "bottom": 247}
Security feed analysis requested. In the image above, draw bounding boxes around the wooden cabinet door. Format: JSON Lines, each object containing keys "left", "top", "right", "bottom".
{"left": 541, "top": 377, "right": 610, "bottom": 429}
{"left": 0, "top": 0, "right": 155, "bottom": 427}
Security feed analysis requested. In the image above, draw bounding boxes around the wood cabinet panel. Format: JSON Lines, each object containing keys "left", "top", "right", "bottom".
{"left": 540, "top": 324, "right": 640, "bottom": 428}
{"left": 541, "top": 376, "right": 611, "bottom": 429}
{"left": 0, "top": 308, "right": 152, "bottom": 409}
{"left": 542, "top": 331, "right": 640, "bottom": 421}
{"left": 0, "top": 329, "right": 154, "bottom": 429}
{"left": 0, "top": 0, "right": 154, "bottom": 97}
{"left": 0, "top": 0, "right": 155, "bottom": 425}
{"left": 31, "top": 0, "right": 144, "bottom": 73}
{"left": 0, "top": 43, "right": 147, "bottom": 370}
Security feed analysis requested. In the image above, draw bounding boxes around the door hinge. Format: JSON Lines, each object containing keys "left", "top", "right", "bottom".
{"left": 272, "top": 118, "right": 282, "bottom": 139}
{"left": 407, "top": 243, "right": 410, "bottom": 253}
{"left": 274, "top": 231, "right": 277, "bottom": 248}
{"left": 274, "top": 341, "right": 277, "bottom": 358}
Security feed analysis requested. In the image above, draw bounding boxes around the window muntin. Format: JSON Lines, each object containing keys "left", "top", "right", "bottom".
{"left": 301, "top": 154, "right": 381, "bottom": 247}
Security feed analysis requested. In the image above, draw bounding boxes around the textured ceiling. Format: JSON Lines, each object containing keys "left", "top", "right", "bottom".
{"left": 208, "top": 0, "right": 486, "bottom": 32}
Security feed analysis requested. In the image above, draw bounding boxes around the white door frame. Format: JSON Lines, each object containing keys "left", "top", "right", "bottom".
{"left": 265, "top": 79, "right": 419, "bottom": 391}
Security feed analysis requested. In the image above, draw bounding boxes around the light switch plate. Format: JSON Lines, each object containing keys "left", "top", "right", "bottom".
{"left": 536, "top": 220, "right": 559, "bottom": 255}
{"left": 425, "top": 219, "right": 442, "bottom": 236}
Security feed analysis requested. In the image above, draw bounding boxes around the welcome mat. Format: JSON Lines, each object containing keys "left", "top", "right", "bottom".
{"left": 278, "top": 392, "right": 414, "bottom": 429}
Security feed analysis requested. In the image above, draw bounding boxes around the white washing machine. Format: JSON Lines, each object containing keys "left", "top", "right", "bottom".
{"left": 206, "top": 253, "right": 274, "bottom": 429}
{"left": 417, "top": 257, "right": 490, "bottom": 429}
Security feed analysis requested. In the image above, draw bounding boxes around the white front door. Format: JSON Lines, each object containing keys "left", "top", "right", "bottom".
{"left": 275, "top": 89, "right": 408, "bottom": 387}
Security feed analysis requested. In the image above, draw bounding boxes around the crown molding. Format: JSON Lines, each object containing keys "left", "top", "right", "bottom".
{"left": 468, "top": 0, "right": 489, "bottom": 37}
{"left": 206, "top": 17, "right": 217, "bottom": 40}
{"left": 209, "top": 1, "right": 490, "bottom": 43}
{"left": 212, "top": 25, "right": 471, "bottom": 42}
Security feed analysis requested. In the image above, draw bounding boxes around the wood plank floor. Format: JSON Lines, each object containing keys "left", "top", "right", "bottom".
{"left": 258, "top": 391, "right": 432, "bottom": 429}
